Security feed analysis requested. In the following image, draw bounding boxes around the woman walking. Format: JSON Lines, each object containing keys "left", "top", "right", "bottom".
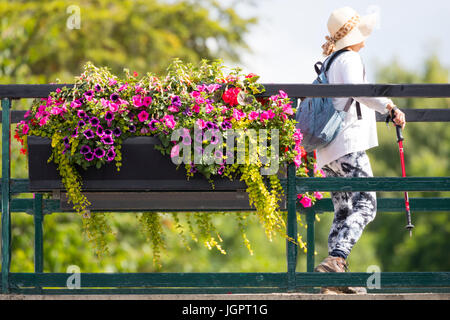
{"left": 313, "top": 6, "right": 406, "bottom": 294}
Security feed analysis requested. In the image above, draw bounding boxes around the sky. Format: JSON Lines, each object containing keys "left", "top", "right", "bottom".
{"left": 230, "top": 0, "right": 450, "bottom": 83}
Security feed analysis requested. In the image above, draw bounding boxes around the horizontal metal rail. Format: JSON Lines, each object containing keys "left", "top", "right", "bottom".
{"left": 1, "top": 83, "right": 450, "bottom": 99}
{"left": 293, "top": 177, "right": 450, "bottom": 192}
{"left": 9, "top": 272, "right": 450, "bottom": 289}
{"left": 2, "top": 197, "right": 449, "bottom": 215}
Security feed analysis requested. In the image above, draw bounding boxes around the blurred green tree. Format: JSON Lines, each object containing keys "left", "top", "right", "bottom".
{"left": 0, "top": 0, "right": 256, "bottom": 83}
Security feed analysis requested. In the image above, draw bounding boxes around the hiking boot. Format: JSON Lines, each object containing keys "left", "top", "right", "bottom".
{"left": 314, "top": 256, "right": 348, "bottom": 273}
{"left": 314, "top": 256, "right": 348, "bottom": 294}
{"left": 342, "top": 286, "right": 368, "bottom": 294}
{"left": 314, "top": 256, "right": 368, "bottom": 294}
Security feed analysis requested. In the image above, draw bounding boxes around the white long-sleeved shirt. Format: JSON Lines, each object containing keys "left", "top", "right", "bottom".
{"left": 316, "top": 50, "right": 394, "bottom": 169}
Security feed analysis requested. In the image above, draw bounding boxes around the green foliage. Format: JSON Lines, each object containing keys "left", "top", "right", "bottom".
{"left": 0, "top": 0, "right": 256, "bottom": 84}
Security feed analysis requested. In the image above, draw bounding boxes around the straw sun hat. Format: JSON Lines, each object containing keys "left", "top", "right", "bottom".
{"left": 322, "top": 6, "right": 378, "bottom": 56}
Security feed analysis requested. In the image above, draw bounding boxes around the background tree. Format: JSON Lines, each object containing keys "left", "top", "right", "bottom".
{"left": 0, "top": 0, "right": 255, "bottom": 83}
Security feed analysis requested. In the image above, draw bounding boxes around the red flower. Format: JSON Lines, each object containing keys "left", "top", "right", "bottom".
{"left": 300, "top": 146, "right": 307, "bottom": 159}
{"left": 133, "top": 71, "right": 138, "bottom": 77}
{"left": 222, "top": 87, "right": 240, "bottom": 107}
{"left": 245, "top": 73, "right": 257, "bottom": 79}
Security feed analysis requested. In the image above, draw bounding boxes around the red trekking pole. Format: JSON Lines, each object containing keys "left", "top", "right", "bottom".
{"left": 394, "top": 124, "right": 414, "bottom": 237}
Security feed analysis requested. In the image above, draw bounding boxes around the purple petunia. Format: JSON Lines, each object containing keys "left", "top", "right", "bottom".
{"left": 94, "top": 84, "right": 102, "bottom": 92}
{"left": 148, "top": 119, "right": 159, "bottom": 131}
{"left": 96, "top": 126, "right": 104, "bottom": 137}
{"left": 71, "top": 127, "right": 79, "bottom": 138}
{"left": 63, "top": 136, "right": 70, "bottom": 146}
{"left": 113, "top": 127, "right": 122, "bottom": 137}
{"left": 128, "top": 124, "right": 136, "bottom": 133}
{"left": 77, "top": 110, "right": 87, "bottom": 119}
{"left": 102, "top": 135, "right": 114, "bottom": 145}
{"left": 106, "top": 148, "right": 116, "bottom": 162}
{"left": 182, "top": 107, "right": 192, "bottom": 117}
{"left": 78, "top": 120, "right": 86, "bottom": 127}
{"left": 171, "top": 95, "right": 182, "bottom": 108}
{"left": 103, "top": 129, "right": 113, "bottom": 136}
{"left": 80, "top": 145, "right": 91, "bottom": 155}
{"left": 205, "top": 121, "right": 218, "bottom": 130}
{"left": 89, "top": 117, "right": 100, "bottom": 127}
{"left": 220, "top": 120, "right": 232, "bottom": 130}
{"left": 110, "top": 93, "right": 119, "bottom": 102}
{"left": 94, "top": 147, "right": 105, "bottom": 159}
{"left": 105, "top": 111, "right": 114, "bottom": 121}
{"left": 84, "top": 90, "right": 94, "bottom": 101}
{"left": 83, "top": 129, "right": 95, "bottom": 140}
{"left": 84, "top": 152, "right": 94, "bottom": 161}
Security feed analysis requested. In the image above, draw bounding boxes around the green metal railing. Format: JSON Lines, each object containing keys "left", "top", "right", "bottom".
{"left": 1, "top": 83, "right": 450, "bottom": 294}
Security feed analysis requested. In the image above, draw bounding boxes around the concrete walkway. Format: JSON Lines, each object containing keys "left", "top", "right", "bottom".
{"left": 1, "top": 293, "right": 448, "bottom": 300}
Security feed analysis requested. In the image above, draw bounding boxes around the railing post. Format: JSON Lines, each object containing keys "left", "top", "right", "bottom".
{"left": 34, "top": 193, "right": 44, "bottom": 292}
{"left": 306, "top": 208, "right": 315, "bottom": 272}
{"left": 286, "top": 163, "right": 298, "bottom": 291}
{"left": 1, "top": 98, "right": 11, "bottom": 293}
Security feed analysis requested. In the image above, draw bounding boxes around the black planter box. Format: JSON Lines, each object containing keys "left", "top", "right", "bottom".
{"left": 27, "top": 135, "right": 250, "bottom": 192}
{"left": 28, "top": 136, "right": 286, "bottom": 210}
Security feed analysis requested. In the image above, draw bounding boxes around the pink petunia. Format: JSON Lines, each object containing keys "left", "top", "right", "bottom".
{"left": 170, "top": 144, "right": 180, "bottom": 159}
{"left": 299, "top": 195, "right": 312, "bottom": 208}
{"left": 282, "top": 104, "right": 294, "bottom": 115}
{"left": 142, "top": 96, "right": 152, "bottom": 107}
{"left": 192, "top": 104, "right": 200, "bottom": 113}
{"left": 135, "top": 85, "right": 143, "bottom": 93}
{"left": 168, "top": 105, "right": 179, "bottom": 113}
{"left": 138, "top": 110, "right": 149, "bottom": 122}
{"left": 248, "top": 111, "right": 259, "bottom": 121}
{"left": 293, "top": 154, "right": 302, "bottom": 167}
{"left": 163, "top": 115, "right": 176, "bottom": 129}
{"left": 205, "top": 103, "right": 214, "bottom": 113}
{"left": 39, "top": 116, "right": 49, "bottom": 127}
{"left": 293, "top": 128, "right": 303, "bottom": 143}
{"left": 260, "top": 111, "right": 269, "bottom": 122}
{"left": 50, "top": 107, "right": 62, "bottom": 115}
{"left": 278, "top": 90, "right": 288, "bottom": 99}
{"left": 232, "top": 109, "right": 246, "bottom": 121}
{"left": 100, "top": 98, "right": 109, "bottom": 108}
{"left": 109, "top": 103, "right": 119, "bottom": 113}
{"left": 196, "top": 118, "right": 206, "bottom": 129}
{"left": 108, "top": 78, "right": 117, "bottom": 86}
{"left": 22, "top": 124, "right": 29, "bottom": 135}
{"left": 132, "top": 95, "right": 143, "bottom": 107}
{"left": 313, "top": 192, "right": 323, "bottom": 200}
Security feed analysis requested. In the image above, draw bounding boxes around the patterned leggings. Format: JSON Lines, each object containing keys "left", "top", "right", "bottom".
{"left": 322, "top": 151, "right": 377, "bottom": 259}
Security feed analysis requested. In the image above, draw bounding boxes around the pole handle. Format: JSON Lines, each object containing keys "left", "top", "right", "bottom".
{"left": 396, "top": 125, "right": 404, "bottom": 142}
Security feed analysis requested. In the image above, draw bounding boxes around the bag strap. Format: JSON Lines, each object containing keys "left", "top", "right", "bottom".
{"left": 344, "top": 99, "right": 362, "bottom": 120}
{"left": 324, "top": 49, "right": 363, "bottom": 120}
